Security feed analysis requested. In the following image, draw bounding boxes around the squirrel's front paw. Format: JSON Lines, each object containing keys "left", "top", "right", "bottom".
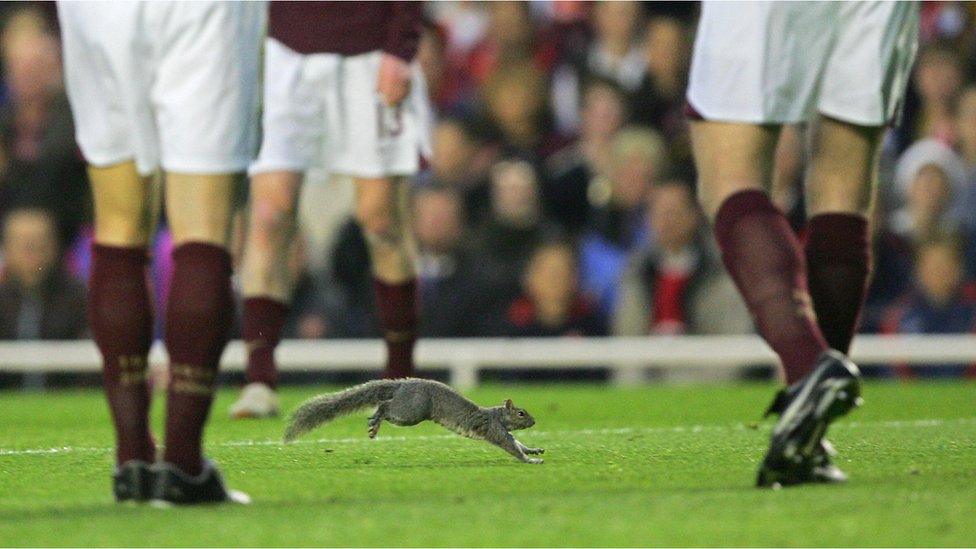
{"left": 524, "top": 447, "right": 545, "bottom": 455}
{"left": 523, "top": 457, "right": 544, "bottom": 464}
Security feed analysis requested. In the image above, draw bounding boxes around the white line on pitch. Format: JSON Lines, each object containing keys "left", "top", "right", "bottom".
{"left": 1, "top": 417, "right": 974, "bottom": 458}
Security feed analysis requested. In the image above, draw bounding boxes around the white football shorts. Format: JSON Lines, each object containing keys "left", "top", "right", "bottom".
{"left": 249, "top": 38, "right": 433, "bottom": 179}
{"left": 687, "top": 1, "right": 919, "bottom": 126}
{"left": 58, "top": 1, "right": 265, "bottom": 176}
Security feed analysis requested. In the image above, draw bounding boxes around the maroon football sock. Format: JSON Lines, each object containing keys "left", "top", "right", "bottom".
{"left": 242, "top": 297, "right": 288, "bottom": 389}
{"left": 805, "top": 213, "right": 871, "bottom": 355}
{"left": 373, "top": 278, "right": 418, "bottom": 378}
{"left": 163, "top": 243, "right": 233, "bottom": 476}
{"left": 713, "top": 190, "right": 828, "bottom": 384}
{"left": 89, "top": 245, "right": 156, "bottom": 465}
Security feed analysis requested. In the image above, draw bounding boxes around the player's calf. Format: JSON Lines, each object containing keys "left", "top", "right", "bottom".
{"left": 355, "top": 181, "right": 407, "bottom": 248}
{"left": 162, "top": 243, "right": 234, "bottom": 475}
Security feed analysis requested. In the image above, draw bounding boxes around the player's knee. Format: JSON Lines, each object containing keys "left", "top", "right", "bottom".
{"left": 250, "top": 200, "right": 297, "bottom": 244}
{"left": 355, "top": 200, "right": 402, "bottom": 243}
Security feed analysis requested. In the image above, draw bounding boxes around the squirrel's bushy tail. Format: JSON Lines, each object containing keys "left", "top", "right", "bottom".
{"left": 284, "top": 380, "right": 400, "bottom": 442}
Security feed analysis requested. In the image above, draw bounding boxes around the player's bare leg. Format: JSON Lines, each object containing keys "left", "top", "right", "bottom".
{"left": 354, "top": 176, "right": 419, "bottom": 378}
{"left": 757, "top": 117, "right": 885, "bottom": 485}
{"left": 88, "top": 161, "right": 158, "bottom": 501}
{"left": 692, "top": 120, "right": 829, "bottom": 383}
{"left": 59, "top": 0, "right": 262, "bottom": 505}
{"left": 90, "top": 163, "right": 157, "bottom": 247}
{"left": 230, "top": 171, "right": 303, "bottom": 419}
{"left": 804, "top": 116, "right": 885, "bottom": 354}
{"left": 691, "top": 121, "right": 861, "bottom": 486}
{"left": 692, "top": 121, "right": 780, "bottom": 219}
{"left": 158, "top": 173, "right": 238, "bottom": 471}
{"left": 241, "top": 172, "right": 302, "bottom": 306}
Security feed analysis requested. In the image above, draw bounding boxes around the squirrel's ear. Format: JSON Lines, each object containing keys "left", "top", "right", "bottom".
{"left": 504, "top": 399, "right": 514, "bottom": 409}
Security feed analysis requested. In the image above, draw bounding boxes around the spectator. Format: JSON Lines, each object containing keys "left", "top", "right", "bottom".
{"left": 282, "top": 236, "right": 330, "bottom": 340}
{"left": 321, "top": 218, "right": 375, "bottom": 338}
{"left": 632, "top": 16, "right": 689, "bottom": 128}
{"left": 413, "top": 186, "right": 491, "bottom": 337}
{"left": 428, "top": 2, "right": 489, "bottom": 59}
{"left": 470, "top": 159, "right": 558, "bottom": 300}
{"left": 891, "top": 138, "right": 968, "bottom": 243}
{"left": 0, "top": 7, "right": 89, "bottom": 248}
{"left": 954, "top": 87, "right": 976, "bottom": 170}
{"left": 0, "top": 207, "right": 86, "bottom": 339}
{"left": 545, "top": 78, "right": 627, "bottom": 232}
{"left": 952, "top": 87, "right": 976, "bottom": 231}
{"left": 631, "top": 16, "right": 693, "bottom": 174}
{"left": 900, "top": 44, "right": 965, "bottom": 147}
{"left": 493, "top": 238, "right": 605, "bottom": 337}
{"left": 881, "top": 232, "right": 976, "bottom": 377}
{"left": 579, "top": 126, "right": 664, "bottom": 317}
{"left": 462, "top": 2, "right": 560, "bottom": 88}
{"left": 873, "top": 139, "right": 976, "bottom": 311}
{"left": 481, "top": 61, "right": 561, "bottom": 160}
{"left": 918, "top": 1, "right": 973, "bottom": 48}
{"left": 551, "top": 1, "right": 645, "bottom": 132}
{"left": 862, "top": 206, "right": 915, "bottom": 333}
{"left": 613, "top": 181, "right": 751, "bottom": 336}
{"left": 424, "top": 116, "right": 497, "bottom": 225}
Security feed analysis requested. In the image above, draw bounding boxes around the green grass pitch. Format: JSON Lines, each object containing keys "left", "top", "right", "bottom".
{"left": 1, "top": 381, "right": 974, "bottom": 546}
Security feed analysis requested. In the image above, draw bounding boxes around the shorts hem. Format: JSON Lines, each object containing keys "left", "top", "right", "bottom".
{"left": 160, "top": 158, "right": 253, "bottom": 175}
{"left": 331, "top": 164, "right": 419, "bottom": 179}
{"left": 686, "top": 95, "right": 805, "bottom": 125}
{"left": 816, "top": 105, "right": 887, "bottom": 128}
{"left": 248, "top": 161, "right": 310, "bottom": 177}
{"left": 83, "top": 151, "right": 136, "bottom": 169}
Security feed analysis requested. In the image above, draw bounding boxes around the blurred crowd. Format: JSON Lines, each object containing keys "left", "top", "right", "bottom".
{"left": 1, "top": 2, "right": 976, "bottom": 374}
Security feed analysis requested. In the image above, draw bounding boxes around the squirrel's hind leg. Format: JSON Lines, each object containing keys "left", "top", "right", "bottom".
{"left": 368, "top": 401, "right": 390, "bottom": 439}
{"left": 384, "top": 393, "right": 429, "bottom": 426}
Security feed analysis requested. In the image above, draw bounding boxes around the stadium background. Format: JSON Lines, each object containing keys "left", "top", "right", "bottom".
{"left": 1, "top": 1, "right": 976, "bottom": 384}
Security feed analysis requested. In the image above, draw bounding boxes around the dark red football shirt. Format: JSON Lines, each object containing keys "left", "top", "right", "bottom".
{"left": 268, "top": 1, "right": 424, "bottom": 61}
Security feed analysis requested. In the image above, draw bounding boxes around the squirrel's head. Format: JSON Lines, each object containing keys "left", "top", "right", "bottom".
{"left": 499, "top": 398, "right": 535, "bottom": 430}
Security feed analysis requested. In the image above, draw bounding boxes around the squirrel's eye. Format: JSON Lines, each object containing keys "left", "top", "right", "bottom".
{"left": 517, "top": 411, "right": 525, "bottom": 417}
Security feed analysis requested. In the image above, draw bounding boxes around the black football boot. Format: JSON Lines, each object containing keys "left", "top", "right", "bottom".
{"left": 757, "top": 350, "right": 862, "bottom": 487}
{"left": 150, "top": 459, "right": 250, "bottom": 506}
{"left": 763, "top": 383, "right": 849, "bottom": 484}
{"left": 113, "top": 460, "right": 155, "bottom": 502}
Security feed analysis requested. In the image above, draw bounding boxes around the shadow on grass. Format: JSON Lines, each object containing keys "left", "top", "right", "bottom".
{"left": 0, "top": 479, "right": 803, "bottom": 524}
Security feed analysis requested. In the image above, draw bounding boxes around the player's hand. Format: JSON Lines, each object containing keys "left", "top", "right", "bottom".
{"left": 377, "top": 52, "right": 412, "bottom": 107}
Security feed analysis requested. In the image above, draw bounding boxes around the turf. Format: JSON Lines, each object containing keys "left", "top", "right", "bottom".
{"left": 0, "top": 381, "right": 974, "bottom": 547}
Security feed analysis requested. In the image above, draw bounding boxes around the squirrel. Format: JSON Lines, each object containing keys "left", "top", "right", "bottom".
{"left": 283, "top": 378, "right": 545, "bottom": 463}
